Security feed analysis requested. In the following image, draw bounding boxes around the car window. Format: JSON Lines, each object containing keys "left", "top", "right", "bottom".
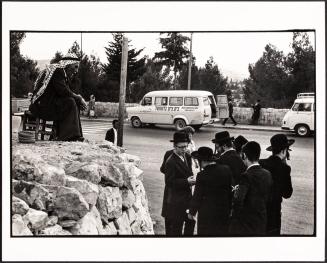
{"left": 169, "top": 97, "right": 183, "bottom": 106}
{"left": 155, "top": 97, "right": 168, "bottom": 106}
{"left": 203, "top": 97, "right": 210, "bottom": 105}
{"left": 184, "top": 97, "right": 199, "bottom": 106}
{"left": 293, "top": 103, "right": 311, "bottom": 111}
{"left": 142, "top": 97, "right": 152, "bottom": 106}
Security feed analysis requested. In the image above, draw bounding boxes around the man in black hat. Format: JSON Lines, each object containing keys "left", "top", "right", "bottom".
{"left": 188, "top": 147, "right": 233, "bottom": 236}
{"left": 259, "top": 134, "right": 294, "bottom": 236}
{"left": 212, "top": 131, "right": 246, "bottom": 186}
{"left": 233, "top": 135, "right": 248, "bottom": 157}
{"left": 29, "top": 53, "right": 87, "bottom": 141}
{"left": 229, "top": 141, "right": 272, "bottom": 236}
{"left": 162, "top": 131, "right": 196, "bottom": 236}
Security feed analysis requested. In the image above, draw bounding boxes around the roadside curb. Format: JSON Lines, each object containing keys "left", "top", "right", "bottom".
{"left": 81, "top": 117, "right": 283, "bottom": 133}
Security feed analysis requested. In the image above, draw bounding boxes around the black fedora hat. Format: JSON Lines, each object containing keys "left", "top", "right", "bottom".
{"left": 266, "top": 134, "right": 295, "bottom": 151}
{"left": 212, "top": 131, "right": 234, "bottom": 144}
{"left": 191, "top": 147, "right": 217, "bottom": 161}
{"left": 234, "top": 135, "right": 248, "bottom": 152}
{"left": 170, "top": 131, "right": 190, "bottom": 143}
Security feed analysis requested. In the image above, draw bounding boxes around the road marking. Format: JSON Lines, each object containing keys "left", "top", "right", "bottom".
{"left": 81, "top": 121, "right": 111, "bottom": 135}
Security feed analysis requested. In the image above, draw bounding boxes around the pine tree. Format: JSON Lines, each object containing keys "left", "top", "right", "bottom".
{"left": 101, "top": 33, "right": 146, "bottom": 102}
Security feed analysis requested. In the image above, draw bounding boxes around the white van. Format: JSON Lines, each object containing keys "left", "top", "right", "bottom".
{"left": 281, "top": 93, "right": 315, "bottom": 137}
{"left": 126, "top": 90, "right": 228, "bottom": 130}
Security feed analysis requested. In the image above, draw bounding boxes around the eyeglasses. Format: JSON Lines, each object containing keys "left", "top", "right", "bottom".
{"left": 176, "top": 145, "right": 188, "bottom": 149}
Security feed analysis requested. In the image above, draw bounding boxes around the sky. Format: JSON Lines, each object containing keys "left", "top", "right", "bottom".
{"left": 19, "top": 31, "right": 315, "bottom": 81}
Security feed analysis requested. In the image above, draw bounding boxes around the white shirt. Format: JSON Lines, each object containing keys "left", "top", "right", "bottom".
{"left": 113, "top": 128, "right": 117, "bottom": 146}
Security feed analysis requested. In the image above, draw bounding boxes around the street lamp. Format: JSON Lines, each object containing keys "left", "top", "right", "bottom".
{"left": 187, "top": 32, "right": 193, "bottom": 90}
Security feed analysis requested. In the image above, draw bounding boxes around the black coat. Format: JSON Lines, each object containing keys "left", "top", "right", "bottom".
{"left": 160, "top": 149, "right": 174, "bottom": 217}
{"left": 217, "top": 149, "right": 247, "bottom": 186}
{"left": 189, "top": 163, "right": 233, "bottom": 236}
{"left": 29, "top": 68, "right": 82, "bottom": 140}
{"left": 259, "top": 156, "right": 293, "bottom": 234}
{"left": 105, "top": 128, "right": 116, "bottom": 144}
{"left": 163, "top": 152, "right": 193, "bottom": 220}
{"left": 229, "top": 165, "right": 273, "bottom": 236}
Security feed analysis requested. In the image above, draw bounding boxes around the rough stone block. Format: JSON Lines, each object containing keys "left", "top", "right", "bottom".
{"left": 12, "top": 214, "right": 33, "bottom": 236}
{"left": 23, "top": 208, "right": 48, "bottom": 230}
{"left": 12, "top": 196, "right": 29, "bottom": 215}
{"left": 96, "top": 186, "right": 122, "bottom": 223}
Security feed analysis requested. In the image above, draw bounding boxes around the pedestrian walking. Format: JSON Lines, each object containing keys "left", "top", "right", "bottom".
{"left": 29, "top": 52, "right": 87, "bottom": 141}
{"left": 222, "top": 97, "right": 237, "bottom": 126}
{"left": 188, "top": 147, "right": 233, "bottom": 236}
{"left": 161, "top": 131, "right": 196, "bottom": 236}
{"left": 259, "top": 134, "right": 294, "bottom": 236}
{"left": 233, "top": 135, "right": 248, "bottom": 156}
{"left": 212, "top": 131, "right": 246, "bottom": 186}
{"left": 105, "top": 119, "right": 118, "bottom": 145}
{"left": 229, "top": 141, "right": 273, "bottom": 236}
{"left": 88, "top": 94, "right": 96, "bottom": 118}
{"left": 251, "top": 99, "right": 261, "bottom": 125}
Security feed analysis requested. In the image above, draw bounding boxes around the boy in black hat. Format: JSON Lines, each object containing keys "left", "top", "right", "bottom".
{"left": 233, "top": 135, "right": 248, "bottom": 156}
{"left": 259, "top": 134, "right": 294, "bottom": 236}
{"left": 229, "top": 141, "right": 272, "bottom": 236}
{"left": 161, "top": 131, "right": 196, "bottom": 236}
{"left": 188, "top": 147, "right": 233, "bottom": 236}
{"left": 212, "top": 131, "right": 246, "bottom": 186}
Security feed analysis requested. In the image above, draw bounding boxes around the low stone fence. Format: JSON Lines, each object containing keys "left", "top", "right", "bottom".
{"left": 12, "top": 138, "right": 154, "bottom": 236}
{"left": 233, "top": 107, "right": 289, "bottom": 126}
{"left": 83, "top": 102, "right": 289, "bottom": 126}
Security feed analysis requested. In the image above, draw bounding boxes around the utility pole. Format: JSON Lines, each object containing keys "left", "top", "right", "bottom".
{"left": 80, "top": 32, "right": 83, "bottom": 59}
{"left": 187, "top": 32, "right": 193, "bottom": 90}
{"left": 117, "top": 36, "right": 128, "bottom": 147}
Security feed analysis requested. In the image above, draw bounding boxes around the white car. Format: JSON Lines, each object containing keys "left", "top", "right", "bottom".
{"left": 282, "top": 93, "right": 315, "bottom": 137}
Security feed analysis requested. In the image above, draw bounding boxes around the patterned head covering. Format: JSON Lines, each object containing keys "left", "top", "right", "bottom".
{"left": 31, "top": 53, "right": 80, "bottom": 104}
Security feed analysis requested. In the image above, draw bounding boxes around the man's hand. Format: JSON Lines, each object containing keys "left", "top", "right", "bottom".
{"left": 75, "top": 94, "right": 87, "bottom": 111}
{"left": 187, "top": 176, "right": 196, "bottom": 186}
{"left": 187, "top": 213, "right": 196, "bottom": 221}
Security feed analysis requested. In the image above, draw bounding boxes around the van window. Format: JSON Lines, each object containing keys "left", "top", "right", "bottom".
{"left": 142, "top": 97, "right": 152, "bottom": 106}
{"left": 184, "top": 97, "right": 199, "bottom": 106}
{"left": 292, "top": 103, "right": 311, "bottom": 112}
{"left": 169, "top": 97, "right": 183, "bottom": 106}
{"left": 203, "top": 97, "right": 210, "bottom": 105}
{"left": 155, "top": 97, "right": 168, "bottom": 106}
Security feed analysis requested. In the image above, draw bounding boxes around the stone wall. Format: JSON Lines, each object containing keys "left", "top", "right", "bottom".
{"left": 83, "top": 102, "right": 289, "bottom": 126}
{"left": 233, "top": 107, "right": 289, "bottom": 126}
{"left": 11, "top": 138, "right": 154, "bottom": 236}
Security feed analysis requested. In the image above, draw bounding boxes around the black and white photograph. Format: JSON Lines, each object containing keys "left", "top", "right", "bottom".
{"left": 2, "top": 1, "right": 325, "bottom": 262}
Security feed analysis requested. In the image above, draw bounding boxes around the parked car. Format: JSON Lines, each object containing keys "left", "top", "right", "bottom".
{"left": 281, "top": 93, "right": 315, "bottom": 137}
{"left": 126, "top": 90, "right": 228, "bottom": 130}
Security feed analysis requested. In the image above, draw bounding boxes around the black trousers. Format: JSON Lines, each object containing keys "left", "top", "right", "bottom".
{"left": 165, "top": 215, "right": 195, "bottom": 236}
{"left": 223, "top": 114, "right": 237, "bottom": 125}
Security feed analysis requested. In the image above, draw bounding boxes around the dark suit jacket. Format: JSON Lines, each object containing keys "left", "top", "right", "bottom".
{"left": 259, "top": 156, "right": 293, "bottom": 232}
{"left": 189, "top": 163, "right": 232, "bottom": 235}
{"left": 217, "top": 149, "right": 246, "bottom": 186}
{"left": 229, "top": 165, "right": 273, "bottom": 236}
{"left": 105, "top": 128, "right": 116, "bottom": 144}
{"left": 163, "top": 152, "right": 193, "bottom": 220}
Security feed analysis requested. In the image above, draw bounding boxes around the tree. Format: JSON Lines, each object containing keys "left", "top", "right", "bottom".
{"left": 285, "top": 32, "right": 315, "bottom": 96}
{"left": 101, "top": 33, "right": 146, "bottom": 102}
{"left": 50, "top": 51, "right": 64, "bottom": 64}
{"left": 243, "top": 44, "right": 291, "bottom": 107}
{"left": 154, "top": 33, "right": 190, "bottom": 89}
{"left": 130, "top": 58, "right": 172, "bottom": 102}
{"left": 197, "top": 57, "right": 228, "bottom": 96}
{"left": 10, "top": 32, "right": 39, "bottom": 97}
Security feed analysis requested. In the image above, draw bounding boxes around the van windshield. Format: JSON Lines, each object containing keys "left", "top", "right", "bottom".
{"left": 203, "top": 97, "right": 210, "bottom": 105}
{"left": 292, "top": 103, "right": 312, "bottom": 111}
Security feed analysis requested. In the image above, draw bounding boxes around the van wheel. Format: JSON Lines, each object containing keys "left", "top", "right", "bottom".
{"left": 295, "top": 124, "right": 309, "bottom": 137}
{"left": 192, "top": 125, "right": 202, "bottom": 131}
{"left": 174, "top": 119, "right": 186, "bottom": 130}
{"left": 131, "top": 117, "right": 142, "bottom": 128}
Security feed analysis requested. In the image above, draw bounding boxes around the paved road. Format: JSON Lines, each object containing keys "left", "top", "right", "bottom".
{"left": 81, "top": 119, "right": 315, "bottom": 236}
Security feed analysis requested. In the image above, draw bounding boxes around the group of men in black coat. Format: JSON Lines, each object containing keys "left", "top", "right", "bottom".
{"left": 160, "top": 130, "right": 294, "bottom": 236}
